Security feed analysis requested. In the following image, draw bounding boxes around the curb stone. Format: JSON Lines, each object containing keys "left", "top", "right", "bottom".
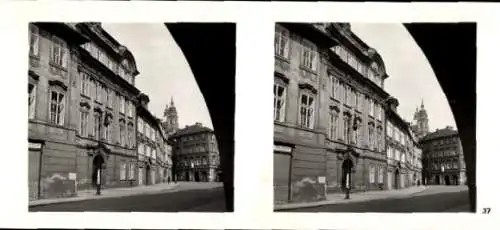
{"left": 29, "top": 183, "right": 180, "bottom": 208}
{"left": 274, "top": 186, "right": 428, "bottom": 211}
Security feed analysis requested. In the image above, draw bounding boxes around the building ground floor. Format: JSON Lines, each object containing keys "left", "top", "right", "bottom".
{"left": 274, "top": 138, "right": 396, "bottom": 204}
{"left": 174, "top": 167, "right": 218, "bottom": 182}
{"left": 386, "top": 165, "right": 422, "bottom": 190}
{"left": 424, "top": 169, "right": 466, "bottom": 186}
{"left": 28, "top": 138, "right": 172, "bottom": 201}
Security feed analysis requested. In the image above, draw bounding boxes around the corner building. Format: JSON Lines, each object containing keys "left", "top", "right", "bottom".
{"left": 28, "top": 23, "right": 141, "bottom": 200}
{"left": 274, "top": 23, "right": 392, "bottom": 203}
{"left": 420, "top": 127, "right": 466, "bottom": 185}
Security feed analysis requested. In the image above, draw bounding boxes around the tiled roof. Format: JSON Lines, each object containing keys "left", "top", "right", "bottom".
{"left": 170, "top": 123, "right": 213, "bottom": 137}
{"left": 420, "top": 127, "right": 458, "bottom": 142}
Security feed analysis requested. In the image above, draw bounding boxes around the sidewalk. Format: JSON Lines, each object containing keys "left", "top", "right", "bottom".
{"left": 275, "top": 185, "right": 429, "bottom": 211}
{"left": 29, "top": 182, "right": 180, "bottom": 207}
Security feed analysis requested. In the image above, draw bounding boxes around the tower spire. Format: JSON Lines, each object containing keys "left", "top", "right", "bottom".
{"left": 170, "top": 96, "right": 175, "bottom": 107}
{"left": 421, "top": 98, "right": 424, "bottom": 109}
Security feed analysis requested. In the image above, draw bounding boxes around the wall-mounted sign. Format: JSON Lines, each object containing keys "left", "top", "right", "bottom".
{"left": 318, "top": 176, "right": 326, "bottom": 184}
{"left": 68, "top": 172, "right": 77, "bottom": 180}
{"left": 28, "top": 142, "right": 42, "bottom": 150}
{"left": 274, "top": 145, "right": 292, "bottom": 153}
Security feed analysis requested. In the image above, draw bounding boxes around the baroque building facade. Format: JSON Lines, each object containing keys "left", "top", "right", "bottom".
{"left": 136, "top": 94, "right": 173, "bottom": 186}
{"left": 28, "top": 22, "right": 141, "bottom": 201}
{"left": 420, "top": 126, "right": 466, "bottom": 185}
{"left": 273, "top": 23, "right": 398, "bottom": 203}
{"left": 169, "top": 123, "right": 221, "bottom": 182}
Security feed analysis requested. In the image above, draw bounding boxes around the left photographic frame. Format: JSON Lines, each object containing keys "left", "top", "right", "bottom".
{"left": 27, "top": 22, "right": 235, "bottom": 212}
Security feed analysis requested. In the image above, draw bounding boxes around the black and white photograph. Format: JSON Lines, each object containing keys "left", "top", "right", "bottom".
{"left": 273, "top": 22, "right": 476, "bottom": 212}
{"left": 27, "top": 22, "right": 235, "bottom": 212}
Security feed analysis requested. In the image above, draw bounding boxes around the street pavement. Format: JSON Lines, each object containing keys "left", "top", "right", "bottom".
{"left": 279, "top": 185, "right": 471, "bottom": 212}
{"left": 29, "top": 182, "right": 226, "bottom": 212}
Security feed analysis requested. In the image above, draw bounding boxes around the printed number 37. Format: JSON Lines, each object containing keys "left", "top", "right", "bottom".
{"left": 482, "top": 208, "right": 491, "bottom": 214}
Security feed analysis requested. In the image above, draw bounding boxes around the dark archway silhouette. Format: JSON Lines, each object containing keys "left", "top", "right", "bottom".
{"left": 405, "top": 23, "right": 476, "bottom": 212}
{"left": 394, "top": 169, "right": 400, "bottom": 189}
{"left": 166, "top": 23, "right": 235, "bottom": 211}
{"left": 92, "top": 154, "right": 105, "bottom": 186}
{"left": 341, "top": 158, "right": 354, "bottom": 190}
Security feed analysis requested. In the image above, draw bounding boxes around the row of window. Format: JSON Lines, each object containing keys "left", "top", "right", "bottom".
{"left": 177, "top": 156, "right": 219, "bottom": 167}
{"left": 28, "top": 82, "right": 68, "bottom": 127}
{"left": 81, "top": 42, "right": 134, "bottom": 85}
{"left": 275, "top": 26, "right": 318, "bottom": 72}
{"left": 138, "top": 118, "right": 160, "bottom": 142}
{"left": 80, "top": 72, "right": 134, "bottom": 117}
{"left": 429, "top": 151, "right": 458, "bottom": 158}
{"left": 328, "top": 111, "right": 384, "bottom": 151}
{"left": 30, "top": 26, "right": 67, "bottom": 68}
{"left": 430, "top": 161, "right": 460, "bottom": 170}
{"left": 138, "top": 143, "right": 159, "bottom": 160}
{"left": 387, "top": 121, "right": 411, "bottom": 147}
{"left": 119, "top": 162, "right": 136, "bottom": 181}
{"left": 333, "top": 46, "right": 383, "bottom": 88}
{"left": 368, "top": 165, "right": 385, "bottom": 184}
{"left": 78, "top": 109, "right": 135, "bottom": 147}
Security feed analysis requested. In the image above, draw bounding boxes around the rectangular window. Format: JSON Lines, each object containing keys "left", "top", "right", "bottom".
{"left": 129, "top": 163, "right": 135, "bottom": 180}
{"left": 301, "top": 41, "right": 317, "bottom": 71}
{"left": 274, "top": 27, "right": 289, "bottom": 58}
{"left": 79, "top": 111, "right": 88, "bottom": 137}
{"left": 128, "top": 123, "right": 134, "bottom": 147}
{"left": 343, "top": 117, "right": 350, "bottom": 143}
{"left": 329, "top": 112, "right": 337, "bottom": 140}
{"left": 119, "top": 121, "right": 126, "bottom": 145}
{"left": 80, "top": 72, "right": 89, "bottom": 96}
{"left": 120, "top": 95, "right": 125, "bottom": 114}
{"left": 107, "top": 89, "right": 113, "bottom": 107}
{"left": 120, "top": 162, "right": 127, "bottom": 180}
{"left": 138, "top": 118, "right": 143, "bottom": 134}
{"left": 93, "top": 112, "right": 102, "bottom": 140}
{"left": 49, "top": 91, "right": 65, "bottom": 126}
{"left": 299, "top": 93, "right": 315, "bottom": 129}
{"left": 138, "top": 143, "right": 144, "bottom": 155}
{"left": 369, "top": 166, "right": 375, "bottom": 183}
{"left": 29, "top": 26, "right": 39, "bottom": 56}
{"left": 28, "top": 83, "right": 36, "bottom": 119}
{"left": 368, "top": 125, "right": 374, "bottom": 149}
{"left": 378, "top": 167, "right": 384, "bottom": 183}
{"left": 369, "top": 98, "right": 375, "bottom": 117}
{"left": 344, "top": 86, "right": 349, "bottom": 106}
{"left": 357, "top": 92, "right": 363, "bottom": 111}
{"left": 102, "top": 85, "right": 107, "bottom": 104}
{"left": 274, "top": 83, "right": 286, "bottom": 122}
{"left": 127, "top": 100, "right": 134, "bottom": 117}
{"left": 152, "top": 149, "right": 157, "bottom": 159}
{"left": 51, "top": 37, "right": 66, "bottom": 67}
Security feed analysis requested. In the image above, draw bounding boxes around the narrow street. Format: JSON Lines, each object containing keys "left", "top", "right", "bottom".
{"left": 282, "top": 186, "right": 471, "bottom": 212}
{"left": 29, "top": 182, "right": 226, "bottom": 212}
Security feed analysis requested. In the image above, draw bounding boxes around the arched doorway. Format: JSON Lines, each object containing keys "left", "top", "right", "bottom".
{"left": 394, "top": 169, "right": 400, "bottom": 189}
{"left": 435, "top": 175, "right": 440, "bottom": 185}
{"left": 445, "top": 175, "right": 450, "bottom": 185}
{"left": 145, "top": 164, "right": 151, "bottom": 185}
{"left": 194, "top": 171, "right": 200, "bottom": 182}
{"left": 92, "top": 154, "right": 105, "bottom": 187}
{"left": 453, "top": 175, "right": 459, "bottom": 185}
{"left": 341, "top": 158, "right": 354, "bottom": 190}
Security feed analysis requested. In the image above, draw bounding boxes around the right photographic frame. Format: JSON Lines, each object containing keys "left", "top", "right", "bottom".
{"left": 273, "top": 22, "right": 476, "bottom": 213}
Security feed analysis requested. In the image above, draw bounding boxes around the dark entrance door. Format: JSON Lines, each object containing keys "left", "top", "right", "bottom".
{"left": 435, "top": 175, "right": 440, "bottom": 185}
{"left": 145, "top": 165, "right": 151, "bottom": 185}
{"left": 185, "top": 171, "right": 189, "bottom": 181}
{"left": 92, "top": 154, "right": 105, "bottom": 187}
{"left": 394, "top": 169, "right": 400, "bottom": 189}
{"left": 445, "top": 175, "right": 450, "bottom": 185}
{"left": 342, "top": 159, "right": 354, "bottom": 190}
{"left": 453, "top": 175, "right": 459, "bottom": 185}
{"left": 194, "top": 171, "right": 200, "bottom": 182}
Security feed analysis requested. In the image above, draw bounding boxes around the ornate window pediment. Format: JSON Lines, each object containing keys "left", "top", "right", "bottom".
{"left": 48, "top": 79, "right": 68, "bottom": 91}
{"left": 298, "top": 82, "right": 317, "bottom": 94}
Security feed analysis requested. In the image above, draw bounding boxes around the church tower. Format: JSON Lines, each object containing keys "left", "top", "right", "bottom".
{"left": 412, "top": 99, "right": 430, "bottom": 140}
{"left": 163, "top": 96, "right": 179, "bottom": 135}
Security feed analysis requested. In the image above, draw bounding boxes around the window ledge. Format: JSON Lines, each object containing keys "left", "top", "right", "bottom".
{"left": 49, "top": 61, "right": 67, "bottom": 72}
{"left": 275, "top": 54, "right": 290, "bottom": 63}
{"left": 299, "top": 65, "right": 317, "bottom": 75}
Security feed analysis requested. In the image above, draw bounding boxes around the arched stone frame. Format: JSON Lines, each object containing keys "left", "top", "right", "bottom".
{"left": 297, "top": 82, "right": 317, "bottom": 130}
{"left": 47, "top": 80, "right": 68, "bottom": 126}
{"left": 328, "top": 105, "right": 340, "bottom": 140}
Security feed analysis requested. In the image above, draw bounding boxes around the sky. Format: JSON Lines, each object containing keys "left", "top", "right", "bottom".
{"left": 101, "top": 23, "right": 213, "bottom": 129}
{"left": 351, "top": 23, "right": 457, "bottom": 132}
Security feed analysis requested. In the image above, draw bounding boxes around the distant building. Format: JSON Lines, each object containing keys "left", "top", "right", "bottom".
{"left": 411, "top": 101, "right": 430, "bottom": 141}
{"left": 136, "top": 94, "right": 173, "bottom": 186}
{"left": 163, "top": 97, "right": 179, "bottom": 136}
{"left": 28, "top": 22, "right": 140, "bottom": 200}
{"left": 169, "top": 123, "right": 220, "bottom": 182}
{"left": 420, "top": 126, "right": 466, "bottom": 185}
{"left": 385, "top": 98, "right": 423, "bottom": 190}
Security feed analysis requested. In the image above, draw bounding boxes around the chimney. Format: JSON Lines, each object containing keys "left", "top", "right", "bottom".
{"left": 195, "top": 122, "right": 202, "bottom": 126}
{"left": 445, "top": 126, "right": 453, "bottom": 130}
{"left": 138, "top": 93, "right": 150, "bottom": 109}
{"left": 387, "top": 97, "right": 399, "bottom": 113}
